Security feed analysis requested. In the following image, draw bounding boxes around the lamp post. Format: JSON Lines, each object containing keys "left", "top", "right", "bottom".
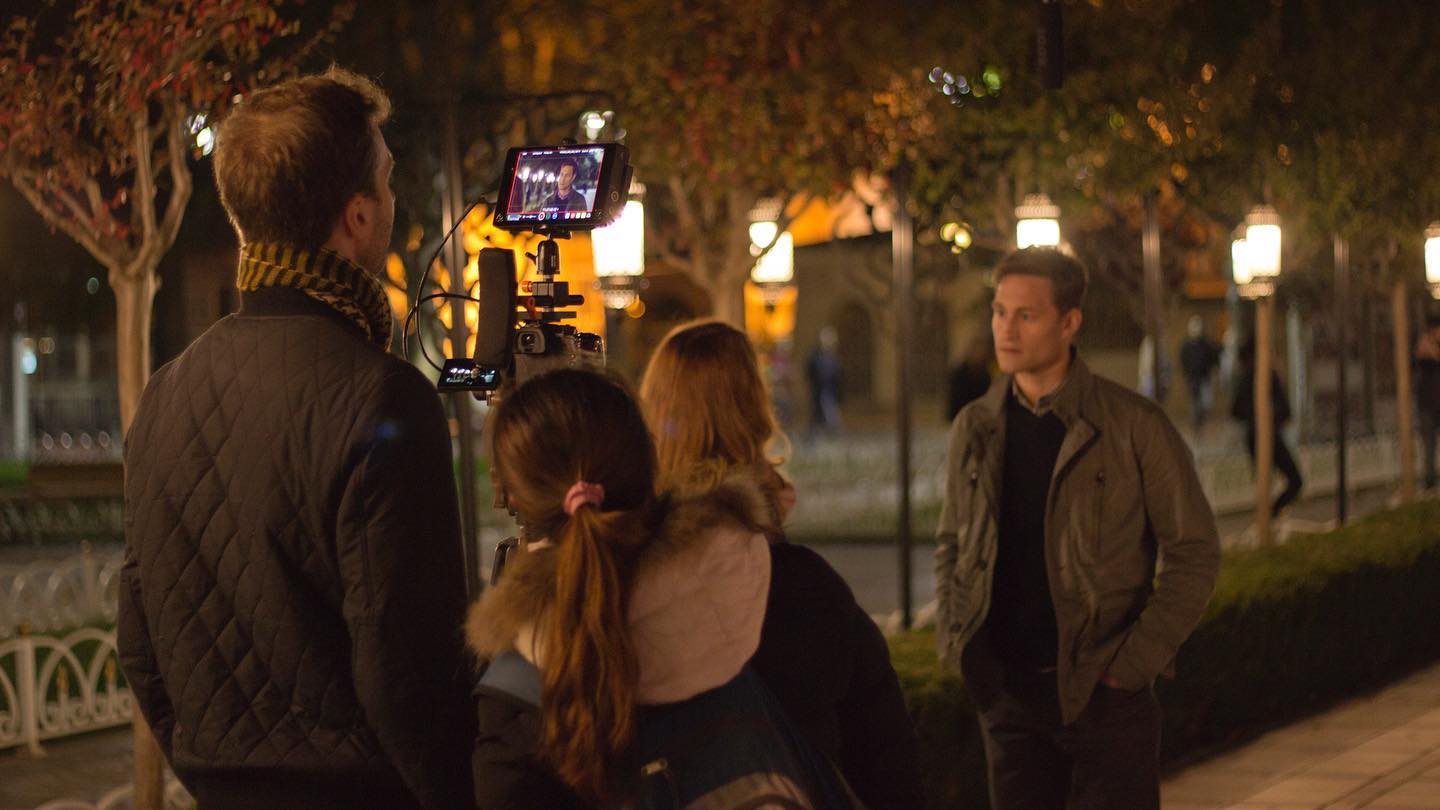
{"left": 746, "top": 216, "right": 797, "bottom": 397}
{"left": 1015, "top": 193, "right": 1062, "bottom": 249}
{"left": 1234, "top": 205, "right": 1283, "bottom": 545}
{"left": 749, "top": 219, "right": 796, "bottom": 292}
{"left": 1334, "top": 234, "right": 1350, "bottom": 524}
{"left": 592, "top": 199, "right": 646, "bottom": 309}
{"left": 745, "top": 200, "right": 796, "bottom": 335}
{"left": 591, "top": 196, "right": 646, "bottom": 371}
{"left": 1388, "top": 223, "right": 1438, "bottom": 505}
{"left": 1427, "top": 222, "right": 1440, "bottom": 300}
{"left": 894, "top": 162, "right": 915, "bottom": 630}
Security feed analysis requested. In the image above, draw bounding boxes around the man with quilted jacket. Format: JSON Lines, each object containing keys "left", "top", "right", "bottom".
{"left": 935, "top": 249, "right": 1220, "bottom": 809}
{"left": 118, "top": 69, "right": 475, "bottom": 810}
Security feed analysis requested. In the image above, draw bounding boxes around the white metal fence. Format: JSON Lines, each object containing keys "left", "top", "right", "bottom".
{"left": 1, "top": 547, "right": 122, "bottom": 640}
{"left": 786, "top": 430, "right": 1425, "bottom": 537}
{"left": 0, "top": 626, "right": 132, "bottom": 754}
{"left": 1197, "top": 433, "right": 1422, "bottom": 513}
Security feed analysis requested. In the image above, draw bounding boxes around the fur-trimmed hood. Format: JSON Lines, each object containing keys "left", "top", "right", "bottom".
{"left": 466, "top": 471, "right": 772, "bottom": 705}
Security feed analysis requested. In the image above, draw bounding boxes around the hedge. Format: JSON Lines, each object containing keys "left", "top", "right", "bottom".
{"left": 887, "top": 498, "right": 1440, "bottom": 809}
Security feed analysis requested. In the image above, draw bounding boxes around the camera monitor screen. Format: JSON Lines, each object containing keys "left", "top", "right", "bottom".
{"left": 493, "top": 143, "right": 628, "bottom": 231}
{"left": 437, "top": 358, "right": 501, "bottom": 392}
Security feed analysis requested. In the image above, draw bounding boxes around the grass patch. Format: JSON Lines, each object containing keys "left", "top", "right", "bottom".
{"left": 0, "top": 461, "right": 26, "bottom": 491}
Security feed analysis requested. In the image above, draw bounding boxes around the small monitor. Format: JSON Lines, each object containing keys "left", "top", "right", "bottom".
{"left": 493, "top": 143, "right": 629, "bottom": 231}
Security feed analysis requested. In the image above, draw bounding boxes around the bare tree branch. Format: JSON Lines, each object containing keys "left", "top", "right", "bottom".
{"left": 156, "top": 103, "right": 192, "bottom": 257}
{"left": 130, "top": 112, "right": 160, "bottom": 273}
{"left": 10, "top": 168, "right": 117, "bottom": 270}
{"left": 667, "top": 174, "right": 704, "bottom": 273}
{"left": 645, "top": 214, "right": 696, "bottom": 276}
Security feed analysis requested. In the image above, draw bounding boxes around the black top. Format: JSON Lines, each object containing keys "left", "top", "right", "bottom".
{"left": 750, "top": 542, "right": 925, "bottom": 810}
{"left": 985, "top": 392, "right": 1067, "bottom": 672}
{"left": 1231, "top": 369, "right": 1291, "bottom": 427}
{"left": 1179, "top": 336, "right": 1221, "bottom": 381}
{"left": 541, "top": 189, "right": 588, "bottom": 211}
{"left": 947, "top": 361, "right": 992, "bottom": 421}
{"left": 1417, "top": 355, "right": 1440, "bottom": 411}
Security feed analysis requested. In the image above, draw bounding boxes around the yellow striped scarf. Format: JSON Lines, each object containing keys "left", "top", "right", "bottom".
{"left": 237, "top": 242, "right": 393, "bottom": 351}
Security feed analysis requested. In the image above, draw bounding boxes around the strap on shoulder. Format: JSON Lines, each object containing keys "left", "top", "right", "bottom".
{"left": 476, "top": 649, "right": 542, "bottom": 707}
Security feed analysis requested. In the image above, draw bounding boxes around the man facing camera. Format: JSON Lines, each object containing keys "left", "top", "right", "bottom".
{"left": 118, "top": 69, "right": 475, "bottom": 810}
{"left": 935, "top": 248, "right": 1220, "bottom": 809}
{"left": 540, "top": 158, "right": 588, "bottom": 212}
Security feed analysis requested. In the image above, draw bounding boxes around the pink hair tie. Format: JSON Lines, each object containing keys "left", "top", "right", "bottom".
{"left": 563, "top": 481, "right": 605, "bottom": 515}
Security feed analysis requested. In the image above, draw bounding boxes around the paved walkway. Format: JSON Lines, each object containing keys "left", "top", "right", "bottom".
{"left": 1162, "top": 660, "right": 1440, "bottom": 809}
{"left": 0, "top": 726, "right": 137, "bottom": 809}
{"left": 4, "top": 661, "right": 1437, "bottom": 809}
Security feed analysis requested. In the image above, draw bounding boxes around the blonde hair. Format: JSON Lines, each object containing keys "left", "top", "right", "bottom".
{"left": 639, "top": 319, "right": 789, "bottom": 526}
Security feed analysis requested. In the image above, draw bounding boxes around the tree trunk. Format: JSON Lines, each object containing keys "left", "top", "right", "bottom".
{"left": 1393, "top": 278, "right": 1415, "bottom": 503}
{"left": 112, "top": 269, "right": 160, "bottom": 434}
{"left": 113, "top": 265, "right": 163, "bottom": 810}
{"left": 709, "top": 277, "right": 746, "bottom": 328}
{"left": 132, "top": 713, "right": 166, "bottom": 810}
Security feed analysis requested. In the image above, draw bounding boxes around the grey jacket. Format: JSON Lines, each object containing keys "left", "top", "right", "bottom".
{"left": 934, "top": 354, "right": 1220, "bottom": 723}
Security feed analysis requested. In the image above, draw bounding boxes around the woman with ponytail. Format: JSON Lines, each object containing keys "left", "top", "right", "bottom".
{"left": 641, "top": 321, "right": 926, "bottom": 810}
{"left": 466, "top": 369, "right": 857, "bottom": 809}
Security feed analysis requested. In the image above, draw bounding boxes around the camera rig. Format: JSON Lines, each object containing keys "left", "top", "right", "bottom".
{"left": 404, "top": 143, "right": 634, "bottom": 584}
{"left": 428, "top": 142, "right": 632, "bottom": 398}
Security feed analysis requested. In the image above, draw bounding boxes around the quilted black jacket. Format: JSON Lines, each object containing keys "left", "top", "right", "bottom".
{"left": 118, "top": 287, "right": 476, "bottom": 810}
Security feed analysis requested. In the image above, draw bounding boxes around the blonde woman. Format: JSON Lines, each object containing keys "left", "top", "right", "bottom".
{"left": 640, "top": 320, "right": 925, "bottom": 810}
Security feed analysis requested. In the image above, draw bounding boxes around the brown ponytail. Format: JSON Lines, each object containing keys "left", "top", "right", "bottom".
{"left": 490, "top": 369, "right": 659, "bottom": 801}
{"left": 540, "top": 506, "right": 644, "bottom": 798}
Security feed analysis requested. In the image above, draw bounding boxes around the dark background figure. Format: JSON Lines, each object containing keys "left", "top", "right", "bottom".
{"left": 947, "top": 338, "right": 993, "bottom": 423}
{"left": 1415, "top": 312, "right": 1440, "bottom": 491}
{"left": 1232, "top": 338, "right": 1304, "bottom": 515}
{"left": 1179, "top": 315, "right": 1222, "bottom": 433}
{"left": 806, "top": 325, "right": 843, "bottom": 439}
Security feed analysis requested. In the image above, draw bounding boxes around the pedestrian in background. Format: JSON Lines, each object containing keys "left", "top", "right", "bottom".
{"left": 1232, "top": 339, "right": 1305, "bottom": 515}
{"left": 640, "top": 319, "right": 925, "bottom": 810}
{"left": 947, "top": 337, "right": 993, "bottom": 423}
{"left": 1180, "top": 315, "right": 1223, "bottom": 433}
{"left": 935, "top": 248, "right": 1220, "bottom": 810}
{"left": 805, "top": 325, "right": 844, "bottom": 439}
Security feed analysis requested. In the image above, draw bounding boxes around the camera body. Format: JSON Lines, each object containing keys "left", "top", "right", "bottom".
{"left": 435, "top": 246, "right": 606, "bottom": 395}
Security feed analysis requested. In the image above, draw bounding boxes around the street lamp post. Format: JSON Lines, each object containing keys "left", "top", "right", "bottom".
{"left": 1234, "top": 205, "right": 1283, "bottom": 545}
{"left": 1427, "top": 222, "right": 1440, "bottom": 300}
{"left": 1334, "top": 234, "right": 1350, "bottom": 524}
{"left": 592, "top": 197, "right": 646, "bottom": 368}
{"left": 1015, "top": 193, "right": 1062, "bottom": 249}
{"left": 749, "top": 219, "right": 796, "bottom": 291}
{"left": 592, "top": 198, "right": 646, "bottom": 308}
{"left": 746, "top": 214, "right": 797, "bottom": 391}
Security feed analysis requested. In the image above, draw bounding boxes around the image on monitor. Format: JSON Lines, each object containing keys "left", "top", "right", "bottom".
{"left": 504, "top": 146, "right": 605, "bottom": 224}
